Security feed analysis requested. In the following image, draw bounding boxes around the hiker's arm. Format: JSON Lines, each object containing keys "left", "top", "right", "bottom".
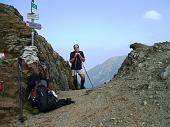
{"left": 70, "top": 57, "right": 75, "bottom": 63}
{"left": 70, "top": 53, "right": 78, "bottom": 63}
{"left": 78, "top": 53, "right": 85, "bottom": 62}
{"left": 80, "top": 57, "right": 85, "bottom": 62}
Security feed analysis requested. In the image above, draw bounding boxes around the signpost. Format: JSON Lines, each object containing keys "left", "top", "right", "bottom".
{"left": 18, "top": 1, "right": 42, "bottom": 123}
{"left": 28, "top": 0, "right": 41, "bottom": 46}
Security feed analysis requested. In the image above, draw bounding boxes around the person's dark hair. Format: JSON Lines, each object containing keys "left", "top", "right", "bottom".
{"left": 73, "top": 44, "right": 79, "bottom": 49}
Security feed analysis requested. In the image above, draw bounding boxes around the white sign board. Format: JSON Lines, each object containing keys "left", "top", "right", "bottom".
{"left": 27, "top": 21, "right": 42, "bottom": 30}
{"left": 27, "top": 13, "right": 39, "bottom": 20}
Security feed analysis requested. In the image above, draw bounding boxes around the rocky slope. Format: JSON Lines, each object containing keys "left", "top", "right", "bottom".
{"left": 85, "top": 56, "right": 126, "bottom": 87}
{"left": 0, "top": 3, "right": 75, "bottom": 125}
{"left": 5, "top": 41, "right": 168, "bottom": 127}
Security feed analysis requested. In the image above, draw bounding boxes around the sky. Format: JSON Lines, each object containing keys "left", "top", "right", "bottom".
{"left": 1, "top": 0, "right": 170, "bottom": 70}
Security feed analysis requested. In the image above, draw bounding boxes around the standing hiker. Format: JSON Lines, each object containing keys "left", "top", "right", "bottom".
{"left": 70, "top": 44, "right": 86, "bottom": 89}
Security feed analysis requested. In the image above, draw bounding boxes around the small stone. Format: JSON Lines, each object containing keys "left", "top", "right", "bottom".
{"left": 142, "top": 122, "right": 146, "bottom": 126}
{"left": 154, "top": 100, "right": 158, "bottom": 103}
{"left": 149, "top": 95, "right": 153, "bottom": 99}
{"left": 158, "top": 62, "right": 162, "bottom": 64}
{"left": 148, "top": 76, "right": 152, "bottom": 80}
{"left": 143, "top": 101, "right": 147, "bottom": 106}
{"left": 119, "top": 119, "right": 123, "bottom": 123}
{"left": 148, "top": 85, "right": 152, "bottom": 89}
{"left": 113, "top": 120, "right": 119, "bottom": 125}
{"left": 111, "top": 118, "right": 116, "bottom": 120}
{"left": 138, "top": 63, "right": 143, "bottom": 67}
{"left": 109, "top": 85, "right": 113, "bottom": 88}
{"left": 155, "top": 91, "right": 159, "bottom": 94}
{"left": 99, "top": 122, "right": 103, "bottom": 127}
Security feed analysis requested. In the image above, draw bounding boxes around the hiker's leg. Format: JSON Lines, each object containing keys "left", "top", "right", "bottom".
{"left": 72, "top": 70, "right": 79, "bottom": 90}
{"left": 79, "top": 70, "right": 85, "bottom": 89}
{"left": 79, "top": 74, "right": 85, "bottom": 89}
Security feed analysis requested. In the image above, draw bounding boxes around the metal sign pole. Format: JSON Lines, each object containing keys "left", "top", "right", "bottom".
{"left": 31, "top": 21, "right": 34, "bottom": 46}
{"left": 31, "top": 0, "right": 35, "bottom": 46}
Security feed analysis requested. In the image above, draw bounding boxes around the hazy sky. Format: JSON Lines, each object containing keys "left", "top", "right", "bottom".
{"left": 1, "top": 0, "right": 170, "bottom": 70}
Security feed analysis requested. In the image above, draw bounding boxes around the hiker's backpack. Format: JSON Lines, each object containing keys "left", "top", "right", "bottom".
{"left": 30, "top": 79, "right": 59, "bottom": 112}
{"left": 32, "top": 80, "right": 48, "bottom": 112}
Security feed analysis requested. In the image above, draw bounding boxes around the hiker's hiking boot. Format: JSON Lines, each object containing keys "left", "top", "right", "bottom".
{"left": 80, "top": 80, "right": 85, "bottom": 89}
{"left": 80, "top": 85, "right": 85, "bottom": 89}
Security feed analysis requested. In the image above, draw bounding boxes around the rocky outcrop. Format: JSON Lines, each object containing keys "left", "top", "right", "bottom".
{"left": 16, "top": 41, "right": 170, "bottom": 127}
{"left": 112, "top": 42, "right": 170, "bottom": 126}
{"left": 0, "top": 3, "right": 74, "bottom": 125}
{"left": 115, "top": 42, "right": 170, "bottom": 79}
{"left": 129, "top": 42, "right": 150, "bottom": 50}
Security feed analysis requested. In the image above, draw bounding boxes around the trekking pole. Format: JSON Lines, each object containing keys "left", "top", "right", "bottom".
{"left": 18, "top": 58, "right": 24, "bottom": 123}
{"left": 82, "top": 63, "right": 94, "bottom": 89}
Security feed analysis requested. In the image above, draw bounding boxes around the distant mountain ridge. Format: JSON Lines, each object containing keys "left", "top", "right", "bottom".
{"left": 85, "top": 56, "right": 126, "bottom": 87}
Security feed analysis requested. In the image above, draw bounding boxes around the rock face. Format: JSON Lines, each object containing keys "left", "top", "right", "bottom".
{"left": 0, "top": 3, "right": 74, "bottom": 125}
